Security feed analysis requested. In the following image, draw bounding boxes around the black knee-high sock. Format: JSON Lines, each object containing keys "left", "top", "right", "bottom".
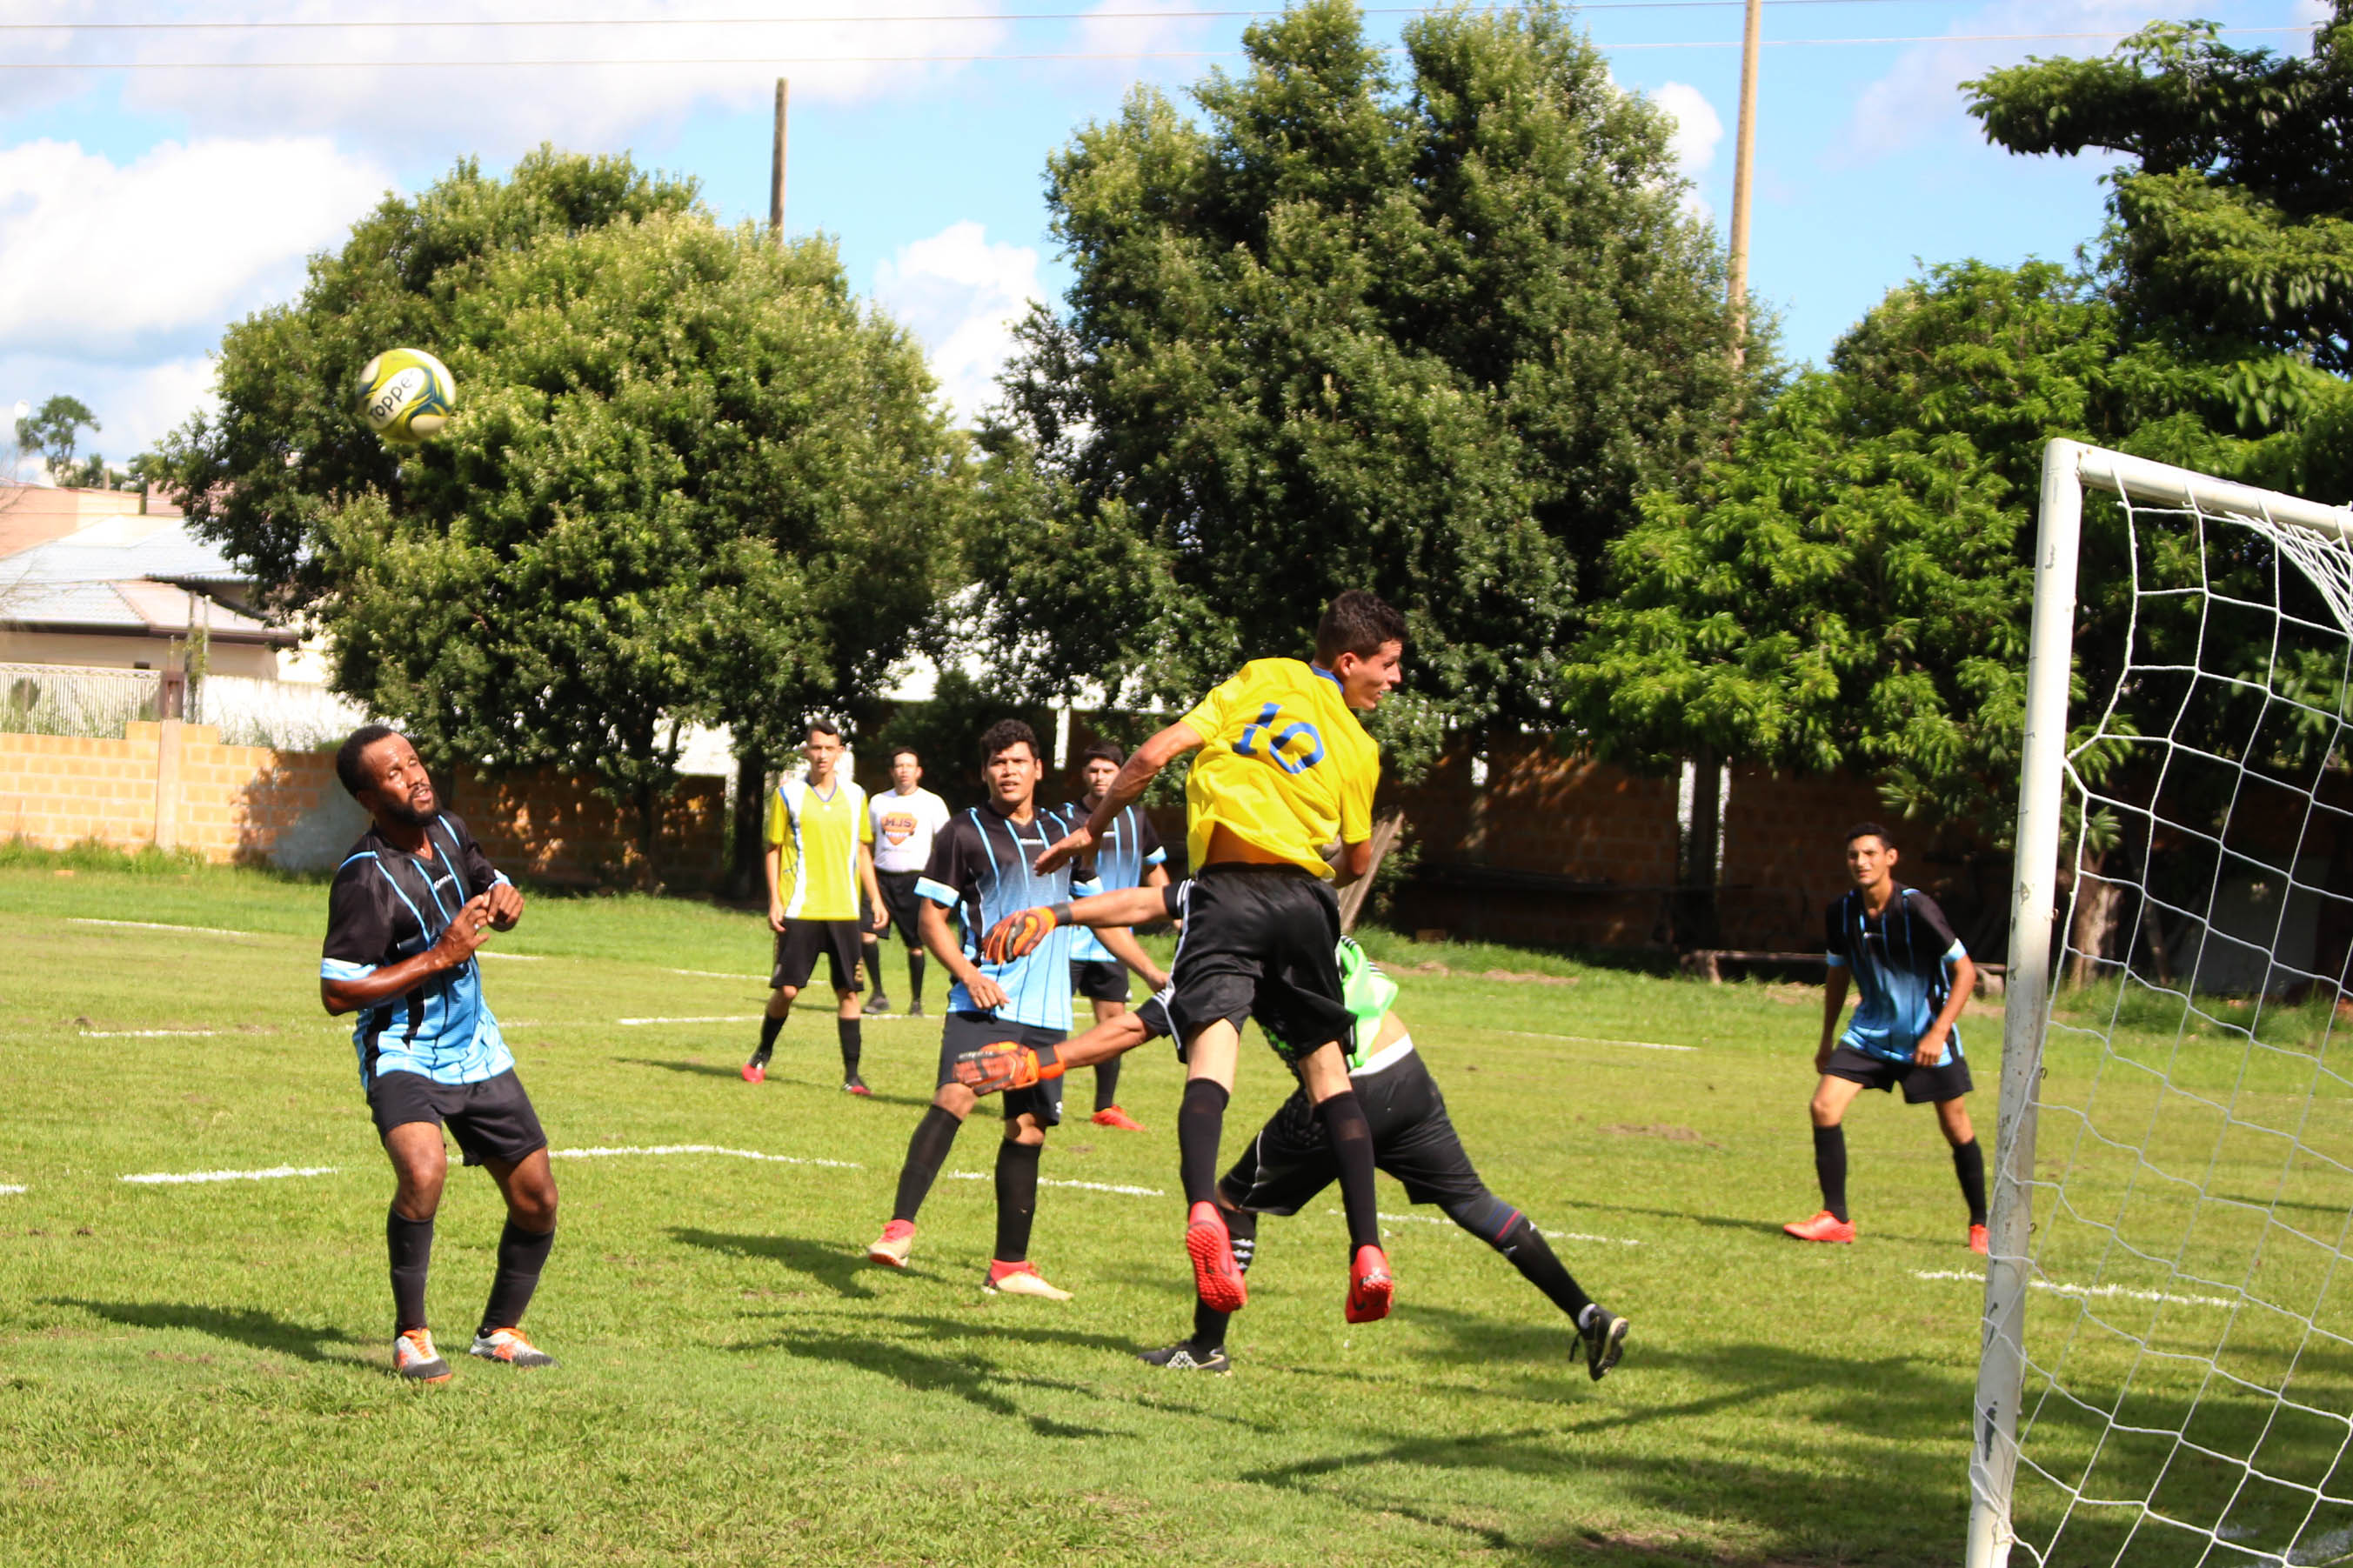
{"left": 478, "top": 1219, "right": 555, "bottom": 1336}
{"left": 892, "top": 1106, "right": 963, "bottom": 1223}
{"left": 1316, "top": 1091, "right": 1381, "bottom": 1254}
{"left": 861, "top": 936, "right": 882, "bottom": 992}
{"left": 907, "top": 950, "right": 926, "bottom": 1007}
{"left": 993, "top": 1138, "right": 1043, "bottom": 1263}
{"left": 1443, "top": 1193, "right": 1596, "bottom": 1322}
{"left": 1094, "top": 1056, "right": 1123, "bottom": 1112}
{"left": 1954, "top": 1136, "right": 1988, "bottom": 1226}
{"left": 1178, "top": 1080, "right": 1229, "bottom": 1205}
{"left": 1815, "top": 1123, "right": 1849, "bottom": 1222}
{"left": 1192, "top": 1204, "right": 1257, "bottom": 1350}
{"left": 756, "top": 1013, "right": 785, "bottom": 1058}
{"left": 838, "top": 1018, "right": 862, "bottom": 1078}
{"left": 388, "top": 1207, "right": 433, "bottom": 1333}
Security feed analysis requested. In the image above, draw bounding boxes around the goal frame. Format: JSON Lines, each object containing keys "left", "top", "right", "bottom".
{"left": 1966, "top": 439, "right": 2353, "bottom": 1568}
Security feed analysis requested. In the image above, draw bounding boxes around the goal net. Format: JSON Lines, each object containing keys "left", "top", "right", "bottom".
{"left": 1972, "top": 441, "right": 2353, "bottom": 1568}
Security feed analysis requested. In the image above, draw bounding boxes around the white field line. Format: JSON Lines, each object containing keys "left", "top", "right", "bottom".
{"left": 81, "top": 1028, "right": 219, "bottom": 1038}
{"left": 618, "top": 1015, "right": 766, "bottom": 1025}
{"left": 665, "top": 969, "right": 767, "bottom": 981}
{"left": 0, "top": 1184, "right": 25, "bottom": 1196}
{"left": 1329, "top": 1207, "right": 1643, "bottom": 1245}
{"left": 1482, "top": 1029, "right": 1696, "bottom": 1052}
{"left": 121, "top": 1165, "right": 338, "bottom": 1185}
{"left": 475, "top": 951, "right": 541, "bottom": 962}
{"left": 1915, "top": 1269, "right": 2237, "bottom": 1310}
{"left": 946, "top": 1171, "right": 1163, "bottom": 1197}
{"left": 69, "top": 917, "right": 255, "bottom": 937}
{"left": 549, "top": 1143, "right": 859, "bottom": 1170}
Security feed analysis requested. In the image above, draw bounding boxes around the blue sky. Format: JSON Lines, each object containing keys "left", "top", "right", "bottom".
{"left": 0, "top": 0, "right": 2328, "bottom": 470}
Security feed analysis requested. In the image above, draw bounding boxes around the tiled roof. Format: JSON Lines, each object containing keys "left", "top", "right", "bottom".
{"left": 1, "top": 513, "right": 246, "bottom": 586}
{"left": 0, "top": 577, "right": 293, "bottom": 644}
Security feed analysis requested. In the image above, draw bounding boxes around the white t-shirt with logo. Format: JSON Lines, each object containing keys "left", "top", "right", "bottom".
{"left": 870, "top": 786, "right": 952, "bottom": 874}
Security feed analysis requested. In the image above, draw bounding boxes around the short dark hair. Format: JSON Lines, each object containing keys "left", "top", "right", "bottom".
{"left": 336, "top": 724, "right": 403, "bottom": 798}
{"left": 978, "top": 718, "right": 1039, "bottom": 765}
{"left": 1844, "top": 822, "right": 1895, "bottom": 850}
{"left": 1079, "top": 740, "right": 1123, "bottom": 768}
{"left": 806, "top": 718, "right": 842, "bottom": 741}
{"left": 1315, "top": 590, "right": 1407, "bottom": 665}
{"left": 890, "top": 746, "right": 920, "bottom": 765}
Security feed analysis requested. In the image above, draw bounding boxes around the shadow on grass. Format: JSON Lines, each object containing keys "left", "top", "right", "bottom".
{"left": 732, "top": 1317, "right": 1131, "bottom": 1439}
{"left": 50, "top": 1298, "right": 358, "bottom": 1364}
{"left": 619, "top": 1058, "right": 750, "bottom": 1080}
{"left": 669, "top": 1228, "right": 881, "bottom": 1298}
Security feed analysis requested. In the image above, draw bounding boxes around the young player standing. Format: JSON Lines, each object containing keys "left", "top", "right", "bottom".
{"left": 1784, "top": 823, "right": 1988, "bottom": 1251}
{"left": 744, "top": 721, "right": 890, "bottom": 1093}
{"left": 866, "top": 747, "right": 952, "bottom": 1018}
{"left": 1066, "top": 740, "right": 1170, "bottom": 1131}
{"left": 865, "top": 719, "right": 1117, "bottom": 1298}
{"left": 319, "top": 725, "right": 558, "bottom": 1382}
{"left": 1034, "top": 590, "right": 1406, "bottom": 1324}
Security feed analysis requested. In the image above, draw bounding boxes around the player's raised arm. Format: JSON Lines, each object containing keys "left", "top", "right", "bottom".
{"left": 1033, "top": 720, "right": 1201, "bottom": 874}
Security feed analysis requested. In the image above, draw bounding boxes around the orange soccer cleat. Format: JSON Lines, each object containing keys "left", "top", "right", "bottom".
{"left": 1346, "top": 1244, "right": 1394, "bottom": 1324}
{"left": 869, "top": 1218, "right": 916, "bottom": 1268}
{"left": 1969, "top": 1224, "right": 1990, "bottom": 1255}
{"left": 1186, "top": 1201, "right": 1248, "bottom": 1312}
{"left": 1090, "top": 1105, "right": 1145, "bottom": 1131}
{"left": 393, "top": 1327, "right": 451, "bottom": 1383}
{"left": 1782, "top": 1210, "right": 1857, "bottom": 1244}
{"left": 469, "top": 1327, "right": 557, "bottom": 1368}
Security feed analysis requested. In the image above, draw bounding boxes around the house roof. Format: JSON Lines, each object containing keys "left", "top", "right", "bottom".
{"left": 0, "top": 514, "right": 290, "bottom": 645}
{"left": 1, "top": 512, "right": 244, "bottom": 586}
{"left": 0, "top": 577, "right": 294, "bottom": 645}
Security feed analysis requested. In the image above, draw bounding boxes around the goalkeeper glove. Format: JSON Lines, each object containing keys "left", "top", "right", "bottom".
{"left": 952, "top": 1040, "right": 1063, "bottom": 1095}
{"left": 982, "top": 902, "right": 1073, "bottom": 964}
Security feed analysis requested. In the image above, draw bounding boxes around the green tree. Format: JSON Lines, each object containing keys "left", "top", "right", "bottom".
{"left": 160, "top": 150, "right": 966, "bottom": 872}
{"left": 973, "top": 0, "right": 1748, "bottom": 762}
{"left": 17, "top": 395, "right": 98, "bottom": 482}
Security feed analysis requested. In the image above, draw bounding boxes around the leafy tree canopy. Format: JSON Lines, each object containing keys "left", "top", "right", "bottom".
{"left": 972, "top": 0, "right": 1750, "bottom": 770}
{"left": 17, "top": 395, "right": 97, "bottom": 480}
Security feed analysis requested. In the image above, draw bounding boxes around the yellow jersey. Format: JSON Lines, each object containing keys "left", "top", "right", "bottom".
{"left": 765, "top": 777, "right": 872, "bottom": 920}
{"left": 1180, "top": 658, "right": 1379, "bottom": 877}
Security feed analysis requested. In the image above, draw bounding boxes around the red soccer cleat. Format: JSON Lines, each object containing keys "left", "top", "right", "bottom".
{"left": 1783, "top": 1210, "right": 1857, "bottom": 1244}
{"left": 1346, "top": 1244, "right": 1394, "bottom": 1323}
{"left": 1186, "top": 1201, "right": 1248, "bottom": 1312}
{"left": 869, "top": 1218, "right": 915, "bottom": 1268}
{"left": 1969, "top": 1224, "right": 1990, "bottom": 1255}
{"left": 1091, "top": 1105, "right": 1145, "bottom": 1131}
{"left": 741, "top": 1058, "right": 766, "bottom": 1084}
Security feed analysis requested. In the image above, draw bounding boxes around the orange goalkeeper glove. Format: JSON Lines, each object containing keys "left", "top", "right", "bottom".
{"left": 952, "top": 1040, "right": 1064, "bottom": 1095}
{"left": 982, "top": 902, "right": 1073, "bottom": 964}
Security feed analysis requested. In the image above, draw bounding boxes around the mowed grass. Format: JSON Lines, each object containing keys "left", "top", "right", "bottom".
{"left": 5, "top": 860, "right": 2017, "bottom": 1566}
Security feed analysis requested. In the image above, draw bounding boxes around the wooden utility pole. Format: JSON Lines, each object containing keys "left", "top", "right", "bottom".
{"left": 769, "top": 77, "right": 789, "bottom": 243}
{"left": 1726, "top": 0, "right": 1761, "bottom": 370}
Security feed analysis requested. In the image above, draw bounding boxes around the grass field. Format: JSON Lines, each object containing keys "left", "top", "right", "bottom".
{"left": 3, "top": 854, "right": 2021, "bottom": 1566}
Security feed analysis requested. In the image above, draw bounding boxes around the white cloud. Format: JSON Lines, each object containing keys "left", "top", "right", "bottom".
{"left": 1655, "top": 82, "right": 1724, "bottom": 178}
{"left": 0, "top": 354, "right": 217, "bottom": 463}
{"left": 872, "top": 221, "right": 1045, "bottom": 426}
{"left": 0, "top": 137, "right": 390, "bottom": 360}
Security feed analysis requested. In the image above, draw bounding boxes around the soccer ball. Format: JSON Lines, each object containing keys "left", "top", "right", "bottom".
{"left": 356, "top": 348, "right": 457, "bottom": 444}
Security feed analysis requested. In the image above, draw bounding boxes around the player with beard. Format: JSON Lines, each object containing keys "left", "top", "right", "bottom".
{"left": 319, "top": 725, "right": 558, "bottom": 1383}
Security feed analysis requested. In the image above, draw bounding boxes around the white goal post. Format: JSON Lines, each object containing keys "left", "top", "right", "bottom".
{"left": 1969, "top": 440, "right": 2353, "bottom": 1568}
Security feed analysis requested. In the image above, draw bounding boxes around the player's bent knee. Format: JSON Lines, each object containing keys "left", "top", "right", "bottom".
{"left": 1441, "top": 1191, "right": 1521, "bottom": 1246}
{"left": 933, "top": 1083, "right": 976, "bottom": 1118}
{"left": 1005, "top": 1116, "right": 1046, "bottom": 1147}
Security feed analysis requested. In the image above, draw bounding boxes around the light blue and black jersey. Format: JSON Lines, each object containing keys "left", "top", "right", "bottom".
{"left": 320, "top": 813, "right": 514, "bottom": 1089}
{"left": 1071, "top": 804, "right": 1166, "bottom": 963}
{"left": 1826, "top": 884, "right": 1968, "bottom": 1065}
{"left": 915, "top": 803, "right": 1099, "bottom": 1032}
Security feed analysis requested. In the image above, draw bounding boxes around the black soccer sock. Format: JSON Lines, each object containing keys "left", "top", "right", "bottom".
{"left": 861, "top": 937, "right": 883, "bottom": 993}
{"left": 1190, "top": 1205, "right": 1257, "bottom": 1350}
{"left": 755, "top": 1013, "right": 785, "bottom": 1059}
{"left": 838, "top": 1018, "right": 862, "bottom": 1079}
{"left": 387, "top": 1207, "right": 433, "bottom": 1334}
{"left": 907, "top": 950, "right": 926, "bottom": 1007}
{"left": 1094, "top": 1055, "right": 1123, "bottom": 1113}
{"left": 993, "top": 1138, "right": 1043, "bottom": 1264}
{"left": 1178, "top": 1080, "right": 1230, "bottom": 1206}
{"left": 1444, "top": 1193, "right": 1596, "bottom": 1323}
{"left": 1815, "top": 1123, "right": 1850, "bottom": 1223}
{"left": 1954, "top": 1136, "right": 1989, "bottom": 1226}
{"left": 478, "top": 1218, "right": 555, "bottom": 1338}
{"left": 892, "top": 1105, "right": 963, "bottom": 1223}
{"left": 1316, "top": 1091, "right": 1382, "bottom": 1253}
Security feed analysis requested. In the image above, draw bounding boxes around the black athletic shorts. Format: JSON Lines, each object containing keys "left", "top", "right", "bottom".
{"left": 877, "top": 870, "right": 927, "bottom": 947}
{"left": 1137, "top": 864, "right": 1351, "bottom": 1067}
{"left": 938, "top": 1010, "right": 1066, "bottom": 1126}
{"left": 772, "top": 918, "right": 863, "bottom": 993}
{"left": 1219, "top": 1048, "right": 1485, "bottom": 1215}
{"left": 1823, "top": 1043, "right": 1974, "bottom": 1104}
{"left": 1071, "top": 958, "right": 1129, "bottom": 1005}
{"left": 367, "top": 1067, "right": 548, "bottom": 1168}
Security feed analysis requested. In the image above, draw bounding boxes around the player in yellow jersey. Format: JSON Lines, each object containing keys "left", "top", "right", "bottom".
{"left": 745, "top": 720, "right": 888, "bottom": 1093}
{"left": 1035, "top": 590, "right": 1406, "bottom": 1323}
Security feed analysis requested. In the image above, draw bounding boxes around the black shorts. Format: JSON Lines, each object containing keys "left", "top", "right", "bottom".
{"left": 1823, "top": 1043, "right": 1974, "bottom": 1104}
{"left": 772, "top": 919, "right": 863, "bottom": 992}
{"left": 877, "top": 871, "right": 927, "bottom": 946}
{"left": 1071, "top": 958, "right": 1130, "bottom": 1005}
{"left": 1220, "top": 1048, "right": 1485, "bottom": 1214}
{"left": 367, "top": 1068, "right": 547, "bottom": 1168}
{"left": 1137, "top": 864, "right": 1351, "bottom": 1066}
{"left": 938, "top": 1011, "right": 1066, "bottom": 1126}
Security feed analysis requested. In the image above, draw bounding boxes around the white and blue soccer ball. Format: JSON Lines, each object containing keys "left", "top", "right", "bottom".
{"left": 356, "top": 348, "right": 457, "bottom": 444}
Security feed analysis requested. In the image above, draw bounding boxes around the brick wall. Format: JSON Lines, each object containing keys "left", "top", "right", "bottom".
{"left": 1, "top": 721, "right": 725, "bottom": 888}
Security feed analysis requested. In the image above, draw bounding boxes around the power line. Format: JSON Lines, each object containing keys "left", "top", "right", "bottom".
{"left": 0, "top": 25, "right": 2316, "bottom": 68}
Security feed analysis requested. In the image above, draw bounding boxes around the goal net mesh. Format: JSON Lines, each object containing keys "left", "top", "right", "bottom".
{"left": 2002, "top": 459, "right": 2353, "bottom": 1567}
